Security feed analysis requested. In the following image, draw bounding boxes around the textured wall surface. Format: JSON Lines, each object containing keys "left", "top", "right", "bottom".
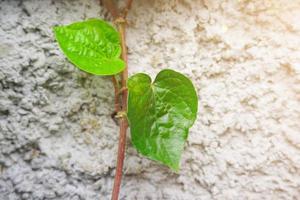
{"left": 1, "top": 0, "right": 300, "bottom": 199}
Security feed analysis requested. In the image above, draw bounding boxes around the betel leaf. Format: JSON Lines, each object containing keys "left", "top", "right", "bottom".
{"left": 127, "top": 69, "right": 198, "bottom": 171}
{"left": 53, "top": 19, "right": 125, "bottom": 75}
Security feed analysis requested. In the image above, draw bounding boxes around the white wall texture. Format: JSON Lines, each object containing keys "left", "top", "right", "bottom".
{"left": 0, "top": 0, "right": 300, "bottom": 199}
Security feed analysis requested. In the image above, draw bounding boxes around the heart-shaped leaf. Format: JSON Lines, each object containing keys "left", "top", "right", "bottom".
{"left": 127, "top": 69, "right": 198, "bottom": 171}
{"left": 53, "top": 19, "right": 125, "bottom": 75}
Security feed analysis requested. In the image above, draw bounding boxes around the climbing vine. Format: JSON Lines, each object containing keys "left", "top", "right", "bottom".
{"left": 53, "top": 0, "right": 198, "bottom": 199}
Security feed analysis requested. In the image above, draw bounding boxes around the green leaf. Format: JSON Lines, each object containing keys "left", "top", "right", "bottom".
{"left": 127, "top": 69, "right": 198, "bottom": 171}
{"left": 53, "top": 19, "right": 125, "bottom": 75}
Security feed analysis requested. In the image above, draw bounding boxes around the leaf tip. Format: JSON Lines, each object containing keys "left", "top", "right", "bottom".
{"left": 169, "top": 164, "right": 180, "bottom": 173}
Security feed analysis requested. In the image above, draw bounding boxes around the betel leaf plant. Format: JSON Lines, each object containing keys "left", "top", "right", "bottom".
{"left": 53, "top": 1, "right": 198, "bottom": 199}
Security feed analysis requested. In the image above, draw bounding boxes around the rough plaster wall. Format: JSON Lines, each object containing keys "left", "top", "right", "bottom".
{"left": 0, "top": 0, "right": 300, "bottom": 199}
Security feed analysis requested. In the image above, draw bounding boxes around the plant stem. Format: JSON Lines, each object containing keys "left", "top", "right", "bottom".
{"left": 111, "top": 76, "right": 120, "bottom": 113}
{"left": 111, "top": 118, "right": 127, "bottom": 200}
{"left": 111, "top": 21, "right": 128, "bottom": 200}
{"left": 102, "top": 0, "right": 119, "bottom": 19}
{"left": 102, "top": 1, "right": 131, "bottom": 200}
{"left": 118, "top": 22, "right": 128, "bottom": 110}
{"left": 123, "top": 0, "right": 133, "bottom": 18}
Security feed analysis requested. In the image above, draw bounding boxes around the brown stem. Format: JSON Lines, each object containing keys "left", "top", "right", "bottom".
{"left": 111, "top": 118, "right": 127, "bottom": 200}
{"left": 111, "top": 20, "right": 129, "bottom": 200}
{"left": 102, "top": 1, "right": 131, "bottom": 200}
{"left": 111, "top": 76, "right": 121, "bottom": 113}
{"left": 123, "top": 0, "right": 133, "bottom": 18}
{"left": 117, "top": 87, "right": 128, "bottom": 95}
{"left": 118, "top": 22, "right": 128, "bottom": 109}
{"left": 102, "top": 0, "right": 119, "bottom": 19}
{"left": 125, "top": 0, "right": 133, "bottom": 10}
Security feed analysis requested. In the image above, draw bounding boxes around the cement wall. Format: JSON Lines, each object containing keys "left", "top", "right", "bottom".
{"left": 0, "top": 0, "right": 300, "bottom": 199}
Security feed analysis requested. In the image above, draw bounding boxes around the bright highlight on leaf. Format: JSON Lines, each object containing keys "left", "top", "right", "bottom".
{"left": 127, "top": 69, "right": 198, "bottom": 171}
{"left": 53, "top": 19, "right": 125, "bottom": 75}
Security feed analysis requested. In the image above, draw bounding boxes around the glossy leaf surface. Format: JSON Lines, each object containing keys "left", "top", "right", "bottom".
{"left": 127, "top": 69, "right": 198, "bottom": 171}
{"left": 54, "top": 19, "right": 125, "bottom": 75}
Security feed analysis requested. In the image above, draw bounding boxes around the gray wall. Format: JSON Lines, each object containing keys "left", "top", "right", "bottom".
{"left": 1, "top": 0, "right": 300, "bottom": 199}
